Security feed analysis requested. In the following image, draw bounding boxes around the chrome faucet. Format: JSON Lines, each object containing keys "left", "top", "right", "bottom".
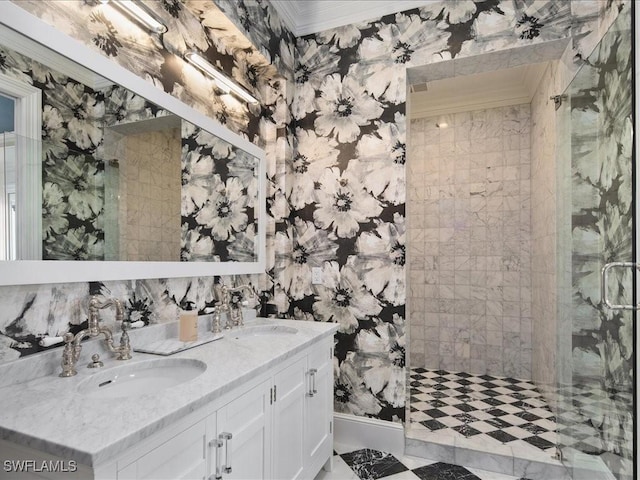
{"left": 213, "top": 282, "right": 257, "bottom": 329}
{"left": 59, "top": 296, "right": 132, "bottom": 377}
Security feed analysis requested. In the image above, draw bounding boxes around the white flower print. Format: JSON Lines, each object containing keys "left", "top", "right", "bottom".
{"left": 314, "top": 73, "right": 383, "bottom": 143}
{"left": 181, "top": 225, "right": 217, "bottom": 262}
{"left": 312, "top": 261, "right": 382, "bottom": 333}
{"left": 196, "top": 3, "right": 254, "bottom": 54}
{"left": 275, "top": 218, "right": 338, "bottom": 300}
{"left": 45, "top": 225, "right": 103, "bottom": 260}
{"left": 313, "top": 168, "right": 382, "bottom": 238}
{"left": 278, "top": 38, "right": 295, "bottom": 76}
{"left": 181, "top": 149, "right": 215, "bottom": 216}
{"left": 228, "top": 224, "right": 257, "bottom": 262}
{"left": 288, "top": 129, "right": 339, "bottom": 210}
{"left": 356, "top": 319, "right": 405, "bottom": 407}
{"left": 272, "top": 283, "right": 291, "bottom": 316}
{"left": 231, "top": 50, "right": 267, "bottom": 94}
{"left": 103, "top": 85, "right": 150, "bottom": 125}
{"left": 334, "top": 353, "right": 382, "bottom": 416}
{"left": 293, "top": 39, "right": 340, "bottom": 119}
{"left": 0, "top": 46, "right": 33, "bottom": 86}
{"left": 42, "top": 105, "right": 68, "bottom": 162}
{"left": 271, "top": 188, "right": 291, "bottom": 224}
{"left": 316, "top": 23, "right": 365, "bottom": 49}
{"left": 228, "top": 149, "right": 259, "bottom": 209}
{"left": 195, "top": 176, "right": 248, "bottom": 241}
{"left": 42, "top": 182, "right": 68, "bottom": 237}
{"left": 161, "top": 1, "right": 210, "bottom": 55}
{"left": 356, "top": 214, "right": 406, "bottom": 306}
{"left": 47, "top": 153, "right": 103, "bottom": 222}
{"left": 54, "top": 82, "right": 104, "bottom": 150}
{"left": 184, "top": 124, "right": 233, "bottom": 160}
{"left": 358, "top": 14, "right": 446, "bottom": 102}
{"left": 354, "top": 118, "right": 406, "bottom": 205}
{"left": 419, "top": 0, "right": 477, "bottom": 24}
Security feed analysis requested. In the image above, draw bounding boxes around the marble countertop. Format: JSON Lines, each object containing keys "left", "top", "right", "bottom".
{"left": 0, "top": 317, "right": 337, "bottom": 467}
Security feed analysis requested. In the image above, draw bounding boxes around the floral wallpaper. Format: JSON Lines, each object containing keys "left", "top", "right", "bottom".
{"left": 181, "top": 123, "right": 259, "bottom": 262}
{"left": 289, "top": 0, "right": 581, "bottom": 423}
{"left": 0, "top": 0, "right": 630, "bottom": 448}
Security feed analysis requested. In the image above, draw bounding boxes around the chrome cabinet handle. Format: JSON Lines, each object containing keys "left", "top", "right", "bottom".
{"left": 308, "top": 368, "right": 317, "bottom": 397}
{"left": 220, "top": 432, "right": 232, "bottom": 474}
{"left": 601, "top": 262, "right": 639, "bottom": 310}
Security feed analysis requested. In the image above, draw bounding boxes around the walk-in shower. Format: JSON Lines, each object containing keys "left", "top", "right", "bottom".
{"left": 406, "top": 7, "right": 634, "bottom": 480}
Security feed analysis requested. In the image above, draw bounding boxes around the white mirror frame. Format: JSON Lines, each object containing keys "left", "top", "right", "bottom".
{"left": 0, "top": 2, "right": 267, "bottom": 285}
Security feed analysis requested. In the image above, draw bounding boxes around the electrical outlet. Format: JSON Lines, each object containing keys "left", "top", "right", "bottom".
{"left": 311, "top": 267, "right": 323, "bottom": 285}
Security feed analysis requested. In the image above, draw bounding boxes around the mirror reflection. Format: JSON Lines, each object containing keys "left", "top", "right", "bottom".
{"left": 0, "top": 29, "right": 258, "bottom": 263}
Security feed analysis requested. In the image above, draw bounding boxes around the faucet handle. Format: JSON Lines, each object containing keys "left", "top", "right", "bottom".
{"left": 59, "top": 333, "right": 77, "bottom": 377}
{"left": 117, "top": 327, "right": 132, "bottom": 361}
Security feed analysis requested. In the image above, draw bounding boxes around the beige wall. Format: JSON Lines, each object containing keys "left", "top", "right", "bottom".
{"left": 408, "top": 105, "right": 532, "bottom": 379}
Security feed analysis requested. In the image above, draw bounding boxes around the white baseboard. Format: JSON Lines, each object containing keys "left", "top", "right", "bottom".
{"left": 333, "top": 413, "right": 404, "bottom": 457}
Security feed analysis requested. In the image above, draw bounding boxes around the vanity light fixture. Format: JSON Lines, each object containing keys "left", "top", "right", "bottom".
{"left": 184, "top": 51, "right": 259, "bottom": 104}
{"left": 101, "top": 0, "right": 168, "bottom": 34}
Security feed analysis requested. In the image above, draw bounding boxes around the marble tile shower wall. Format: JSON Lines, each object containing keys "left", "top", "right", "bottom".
{"left": 408, "top": 105, "right": 532, "bottom": 379}
{"left": 119, "top": 128, "right": 182, "bottom": 261}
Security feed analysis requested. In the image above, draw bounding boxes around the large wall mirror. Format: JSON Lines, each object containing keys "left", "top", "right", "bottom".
{"left": 0, "top": 3, "right": 266, "bottom": 286}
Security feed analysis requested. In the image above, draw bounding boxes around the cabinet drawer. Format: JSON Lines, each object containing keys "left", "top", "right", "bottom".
{"left": 118, "top": 421, "right": 206, "bottom": 480}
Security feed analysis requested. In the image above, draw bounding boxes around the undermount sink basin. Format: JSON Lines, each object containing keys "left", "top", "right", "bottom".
{"left": 232, "top": 325, "right": 298, "bottom": 338}
{"left": 77, "top": 358, "right": 206, "bottom": 399}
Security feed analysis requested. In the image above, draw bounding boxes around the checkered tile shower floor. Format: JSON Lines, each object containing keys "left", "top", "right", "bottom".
{"left": 408, "top": 368, "right": 557, "bottom": 455}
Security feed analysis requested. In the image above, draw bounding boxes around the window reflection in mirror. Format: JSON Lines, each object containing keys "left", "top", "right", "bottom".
{"left": 0, "top": 93, "right": 16, "bottom": 261}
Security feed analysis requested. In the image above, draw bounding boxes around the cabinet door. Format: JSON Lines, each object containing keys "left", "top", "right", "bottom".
{"left": 215, "top": 380, "right": 272, "bottom": 480}
{"left": 304, "top": 339, "right": 333, "bottom": 474}
{"left": 118, "top": 421, "right": 207, "bottom": 480}
{"left": 272, "top": 357, "right": 306, "bottom": 480}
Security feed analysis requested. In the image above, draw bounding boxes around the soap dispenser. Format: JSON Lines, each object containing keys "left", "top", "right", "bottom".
{"left": 179, "top": 302, "right": 198, "bottom": 342}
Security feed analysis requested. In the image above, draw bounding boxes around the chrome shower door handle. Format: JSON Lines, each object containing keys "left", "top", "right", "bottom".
{"left": 601, "top": 262, "right": 639, "bottom": 310}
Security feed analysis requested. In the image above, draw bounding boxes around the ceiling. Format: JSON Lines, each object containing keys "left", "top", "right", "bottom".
{"left": 269, "top": 0, "right": 434, "bottom": 36}
{"left": 409, "top": 62, "right": 548, "bottom": 119}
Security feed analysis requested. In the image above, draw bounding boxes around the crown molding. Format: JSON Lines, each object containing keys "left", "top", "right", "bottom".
{"left": 270, "top": 0, "right": 432, "bottom": 37}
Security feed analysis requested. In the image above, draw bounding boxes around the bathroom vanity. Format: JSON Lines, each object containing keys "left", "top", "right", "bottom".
{"left": 0, "top": 318, "right": 337, "bottom": 480}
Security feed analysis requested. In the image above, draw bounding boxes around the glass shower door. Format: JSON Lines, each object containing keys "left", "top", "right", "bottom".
{"left": 556, "top": 6, "right": 634, "bottom": 480}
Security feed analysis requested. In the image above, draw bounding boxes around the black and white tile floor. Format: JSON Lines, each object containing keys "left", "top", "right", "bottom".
{"left": 408, "top": 368, "right": 557, "bottom": 456}
{"left": 314, "top": 446, "right": 532, "bottom": 480}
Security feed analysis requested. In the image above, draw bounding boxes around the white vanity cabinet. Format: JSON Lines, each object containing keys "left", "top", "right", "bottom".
{"left": 303, "top": 340, "right": 333, "bottom": 477}
{"left": 111, "top": 336, "right": 334, "bottom": 480}
{"left": 0, "top": 334, "right": 335, "bottom": 480}
{"left": 213, "top": 379, "right": 272, "bottom": 480}
{"left": 116, "top": 420, "right": 208, "bottom": 479}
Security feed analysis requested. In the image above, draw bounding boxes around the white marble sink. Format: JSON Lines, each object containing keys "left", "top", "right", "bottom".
{"left": 77, "top": 358, "right": 207, "bottom": 399}
{"left": 231, "top": 325, "right": 298, "bottom": 338}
